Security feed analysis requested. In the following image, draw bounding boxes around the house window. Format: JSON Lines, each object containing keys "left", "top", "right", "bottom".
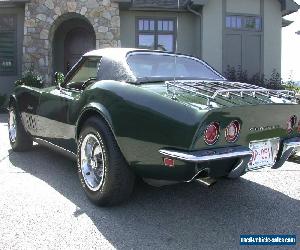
{"left": 137, "top": 18, "right": 176, "bottom": 52}
{"left": 0, "top": 15, "right": 17, "bottom": 75}
{"left": 226, "top": 15, "right": 262, "bottom": 31}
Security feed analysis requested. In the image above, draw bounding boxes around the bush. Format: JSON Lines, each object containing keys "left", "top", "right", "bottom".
{"left": 236, "top": 65, "right": 248, "bottom": 83}
{"left": 249, "top": 73, "right": 265, "bottom": 87}
{"left": 224, "top": 66, "right": 237, "bottom": 82}
{"left": 15, "top": 67, "right": 44, "bottom": 88}
{"left": 224, "top": 65, "right": 249, "bottom": 84}
{"left": 266, "top": 69, "right": 283, "bottom": 90}
{"left": 283, "top": 76, "right": 300, "bottom": 93}
{"left": 224, "top": 65, "right": 283, "bottom": 90}
{"left": 284, "top": 84, "right": 300, "bottom": 93}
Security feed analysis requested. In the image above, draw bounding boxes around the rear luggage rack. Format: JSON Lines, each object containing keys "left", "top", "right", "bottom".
{"left": 166, "top": 80, "right": 296, "bottom": 107}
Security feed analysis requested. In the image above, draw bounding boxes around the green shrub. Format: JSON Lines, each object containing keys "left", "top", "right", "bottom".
{"left": 283, "top": 77, "right": 300, "bottom": 93}
{"left": 236, "top": 65, "right": 248, "bottom": 84}
{"left": 224, "top": 66, "right": 283, "bottom": 90}
{"left": 266, "top": 69, "right": 283, "bottom": 90}
{"left": 15, "top": 67, "right": 44, "bottom": 88}
{"left": 224, "top": 66, "right": 237, "bottom": 82}
{"left": 249, "top": 73, "right": 265, "bottom": 87}
{"left": 284, "top": 84, "right": 300, "bottom": 93}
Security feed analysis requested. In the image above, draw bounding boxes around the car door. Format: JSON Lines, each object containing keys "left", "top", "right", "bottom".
{"left": 36, "top": 57, "right": 100, "bottom": 153}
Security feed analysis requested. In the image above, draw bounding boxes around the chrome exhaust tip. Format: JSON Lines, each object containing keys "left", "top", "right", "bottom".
{"left": 194, "top": 169, "right": 217, "bottom": 187}
{"left": 195, "top": 177, "right": 217, "bottom": 186}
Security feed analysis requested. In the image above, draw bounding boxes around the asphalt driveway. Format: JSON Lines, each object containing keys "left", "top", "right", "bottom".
{"left": 0, "top": 113, "right": 299, "bottom": 249}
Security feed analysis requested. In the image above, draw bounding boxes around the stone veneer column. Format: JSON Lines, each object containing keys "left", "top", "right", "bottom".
{"left": 23, "top": 0, "right": 120, "bottom": 83}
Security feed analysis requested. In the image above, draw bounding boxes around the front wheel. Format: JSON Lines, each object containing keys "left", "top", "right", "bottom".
{"left": 8, "top": 105, "right": 33, "bottom": 151}
{"left": 77, "top": 117, "right": 135, "bottom": 206}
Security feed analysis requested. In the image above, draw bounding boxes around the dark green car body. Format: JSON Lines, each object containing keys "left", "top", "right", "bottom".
{"left": 9, "top": 48, "right": 300, "bottom": 184}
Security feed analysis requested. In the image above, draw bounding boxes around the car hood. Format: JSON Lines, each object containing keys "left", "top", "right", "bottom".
{"left": 138, "top": 81, "right": 296, "bottom": 109}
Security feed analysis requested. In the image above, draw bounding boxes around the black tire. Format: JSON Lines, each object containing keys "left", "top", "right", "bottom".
{"left": 8, "top": 104, "right": 33, "bottom": 151}
{"left": 77, "top": 117, "right": 135, "bottom": 206}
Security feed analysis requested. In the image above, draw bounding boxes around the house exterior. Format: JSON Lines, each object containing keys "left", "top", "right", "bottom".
{"left": 0, "top": 0, "right": 299, "bottom": 96}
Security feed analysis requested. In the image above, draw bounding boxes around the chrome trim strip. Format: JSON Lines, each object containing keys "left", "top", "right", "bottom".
{"left": 160, "top": 146, "right": 253, "bottom": 181}
{"left": 159, "top": 146, "right": 252, "bottom": 163}
{"left": 160, "top": 137, "right": 300, "bottom": 180}
{"left": 34, "top": 138, "right": 77, "bottom": 161}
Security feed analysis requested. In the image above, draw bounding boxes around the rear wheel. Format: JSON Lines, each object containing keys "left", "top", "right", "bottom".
{"left": 8, "top": 105, "right": 33, "bottom": 151}
{"left": 77, "top": 117, "right": 135, "bottom": 206}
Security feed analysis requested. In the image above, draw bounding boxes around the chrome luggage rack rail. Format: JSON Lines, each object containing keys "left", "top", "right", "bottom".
{"left": 165, "top": 80, "right": 296, "bottom": 106}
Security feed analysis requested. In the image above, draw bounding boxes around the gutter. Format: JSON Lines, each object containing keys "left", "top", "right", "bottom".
{"left": 184, "top": 0, "right": 202, "bottom": 17}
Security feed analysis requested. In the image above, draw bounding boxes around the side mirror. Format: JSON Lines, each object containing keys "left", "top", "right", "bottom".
{"left": 54, "top": 72, "right": 64, "bottom": 88}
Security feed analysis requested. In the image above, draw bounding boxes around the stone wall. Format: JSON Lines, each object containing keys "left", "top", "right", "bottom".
{"left": 23, "top": 0, "right": 120, "bottom": 83}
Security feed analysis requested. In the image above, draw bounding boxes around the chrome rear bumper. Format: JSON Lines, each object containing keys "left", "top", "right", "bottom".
{"left": 272, "top": 137, "right": 300, "bottom": 169}
{"left": 159, "top": 146, "right": 253, "bottom": 179}
{"left": 159, "top": 137, "right": 300, "bottom": 180}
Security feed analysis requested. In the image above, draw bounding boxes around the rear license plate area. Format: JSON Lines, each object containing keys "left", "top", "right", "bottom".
{"left": 248, "top": 138, "right": 280, "bottom": 171}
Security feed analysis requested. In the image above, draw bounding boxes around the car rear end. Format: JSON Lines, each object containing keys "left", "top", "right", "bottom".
{"left": 159, "top": 81, "right": 300, "bottom": 182}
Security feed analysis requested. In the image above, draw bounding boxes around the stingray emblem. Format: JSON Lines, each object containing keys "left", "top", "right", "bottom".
{"left": 249, "top": 125, "right": 280, "bottom": 131}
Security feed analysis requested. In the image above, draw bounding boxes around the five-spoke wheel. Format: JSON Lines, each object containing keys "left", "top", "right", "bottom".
{"left": 77, "top": 117, "right": 135, "bottom": 206}
{"left": 8, "top": 104, "right": 33, "bottom": 151}
{"left": 80, "top": 134, "right": 105, "bottom": 191}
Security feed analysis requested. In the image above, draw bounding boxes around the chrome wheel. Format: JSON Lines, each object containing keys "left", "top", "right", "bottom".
{"left": 80, "top": 133, "right": 105, "bottom": 191}
{"left": 9, "top": 109, "right": 17, "bottom": 143}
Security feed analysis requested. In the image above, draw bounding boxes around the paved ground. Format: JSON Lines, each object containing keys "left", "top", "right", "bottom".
{"left": 0, "top": 113, "right": 299, "bottom": 250}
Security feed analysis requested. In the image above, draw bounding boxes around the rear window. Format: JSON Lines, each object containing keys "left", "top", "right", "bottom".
{"left": 127, "top": 53, "right": 224, "bottom": 81}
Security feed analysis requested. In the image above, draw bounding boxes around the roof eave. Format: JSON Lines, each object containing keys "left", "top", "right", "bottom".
{"left": 280, "top": 0, "right": 300, "bottom": 16}
{"left": 113, "top": 0, "right": 207, "bottom": 11}
{"left": 282, "top": 18, "right": 294, "bottom": 27}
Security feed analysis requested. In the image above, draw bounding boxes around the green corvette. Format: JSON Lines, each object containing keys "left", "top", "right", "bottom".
{"left": 8, "top": 48, "right": 300, "bottom": 206}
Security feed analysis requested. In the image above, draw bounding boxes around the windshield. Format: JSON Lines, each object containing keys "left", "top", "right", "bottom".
{"left": 127, "top": 53, "right": 225, "bottom": 82}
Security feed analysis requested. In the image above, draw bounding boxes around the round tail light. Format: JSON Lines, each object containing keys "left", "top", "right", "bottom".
{"left": 287, "top": 115, "right": 297, "bottom": 133}
{"left": 204, "top": 122, "right": 220, "bottom": 145}
{"left": 225, "top": 120, "right": 240, "bottom": 142}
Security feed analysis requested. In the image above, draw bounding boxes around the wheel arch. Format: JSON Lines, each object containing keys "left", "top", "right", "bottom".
{"left": 8, "top": 94, "right": 17, "bottom": 108}
{"left": 76, "top": 102, "right": 115, "bottom": 142}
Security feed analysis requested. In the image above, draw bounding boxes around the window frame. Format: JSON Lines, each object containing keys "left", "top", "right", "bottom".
{"left": 62, "top": 56, "right": 101, "bottom": 90}
{"left": 126, "top": 51, "right": 226, "bottom": 82}
{"left": 0, "top": 14, "right": 17, "bottom": 76}
{"left": 135, "top": 17, "right": 177, "bottom": 52}
{"left": 225, "top": 14, "right": 262, "bottom": 32}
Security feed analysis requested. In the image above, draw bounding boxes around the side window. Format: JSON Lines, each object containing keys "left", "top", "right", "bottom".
{"left": 67, "top": 57, "right": 100, "bottom": 88}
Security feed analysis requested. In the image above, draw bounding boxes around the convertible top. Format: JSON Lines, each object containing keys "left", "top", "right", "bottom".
{"left": 84, "top": 48, "right": 162, "bottom": 61}
{"left": 84, "top": 48, "right": 226, "bottom": 84}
